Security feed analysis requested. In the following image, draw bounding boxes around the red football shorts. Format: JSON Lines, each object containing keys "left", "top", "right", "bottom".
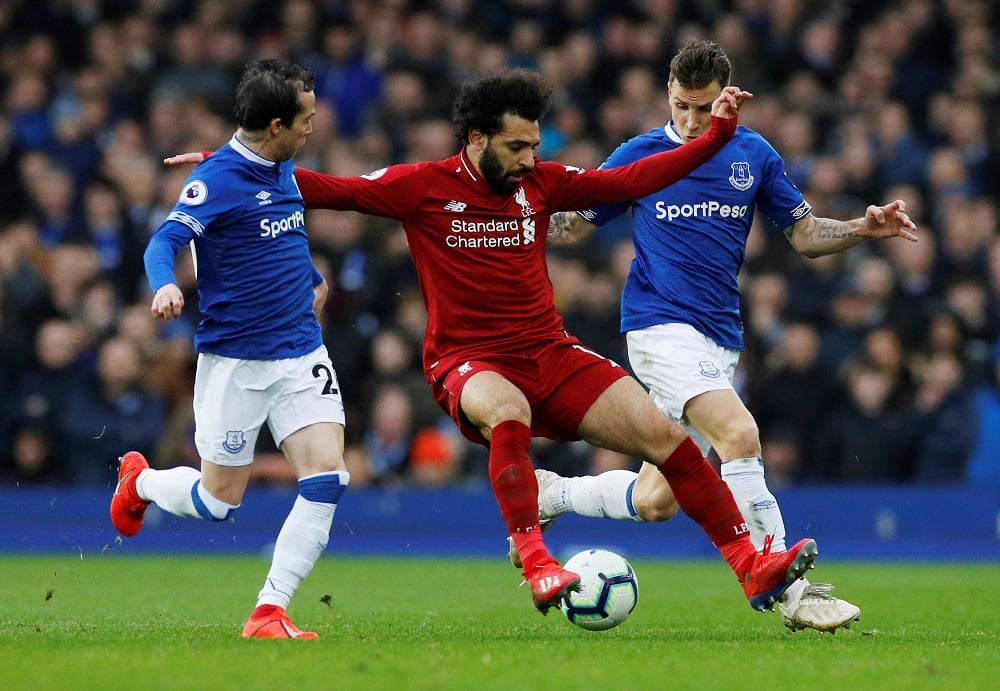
{"left": 427, "top": 333, "right": 630, "bottom": 445}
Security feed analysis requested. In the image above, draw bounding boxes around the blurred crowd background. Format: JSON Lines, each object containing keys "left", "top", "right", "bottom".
{"left": 1, "top": 0, "right": 998, "bottom": 490}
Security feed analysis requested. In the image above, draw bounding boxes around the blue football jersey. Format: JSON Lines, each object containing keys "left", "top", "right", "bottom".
{"left": 144, "top": 136, "right": 322, "bottom": 360}
{"left": 583, "top": 123, "right": 811, "bottom": 351}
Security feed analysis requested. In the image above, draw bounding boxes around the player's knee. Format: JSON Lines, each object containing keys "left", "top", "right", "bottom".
{"left": 298, "top": 455, "right": 348, "bottom": 478}
{"left": 718, "top": 418, "right": 761, "bottom": 459}
{"left": 633, "top": 491, "right": 679, "bottom": 522}
{"left": 632, "top": 414, "right": 690, "bottom": 462}
{"left": 490, "top": 404, "right": 531, "bottom": 429}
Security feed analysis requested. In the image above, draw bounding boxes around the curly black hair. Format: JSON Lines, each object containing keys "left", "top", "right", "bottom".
{"left": 451, "top": 68, "right": 553, "bottom": 143}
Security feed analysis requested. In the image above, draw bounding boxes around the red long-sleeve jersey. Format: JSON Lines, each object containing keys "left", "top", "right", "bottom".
{"left": 294, "top": 116, "right": 735, "bottom": 372}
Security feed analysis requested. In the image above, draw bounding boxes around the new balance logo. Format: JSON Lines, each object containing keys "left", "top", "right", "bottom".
{"left": 444, "top": 200, "right": 467, "bottom": 212}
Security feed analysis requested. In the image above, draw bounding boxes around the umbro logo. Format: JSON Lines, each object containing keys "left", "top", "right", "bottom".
{"left": 444, "top": 200, "right": 467, "bottom": 212}
{"left": 256, "top": 191, "right": 272, "bottom": 206}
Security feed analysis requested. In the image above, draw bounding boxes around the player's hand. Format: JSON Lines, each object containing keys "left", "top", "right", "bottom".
{"left": 712, "top": 86, "right": 753, "bottom": 119}
{"left": 859, "top": 199, "right": 919, "bottom": 242}
{"left": 163, "top": 152, "right": 205, "bottom": 166}
{"left": 151, "top": 284, "right": 184, "bottom": 320}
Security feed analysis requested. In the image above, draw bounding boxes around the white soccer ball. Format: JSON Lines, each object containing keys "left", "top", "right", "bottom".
{"left": 561, "top": 548, "right": 638, "bottom": 631}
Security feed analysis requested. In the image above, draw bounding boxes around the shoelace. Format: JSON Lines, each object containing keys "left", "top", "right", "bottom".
{"left": 801, "top": 583, "right": 838, "bottom": 600}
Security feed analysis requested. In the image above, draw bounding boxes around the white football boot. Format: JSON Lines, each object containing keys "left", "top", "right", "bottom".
{"left": 779, "top": 580, "right": 862, "bottom": 633}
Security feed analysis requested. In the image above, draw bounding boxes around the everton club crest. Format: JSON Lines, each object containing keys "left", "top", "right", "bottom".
{"left": 728, "top": 161, "right": 754, "bottom": 191}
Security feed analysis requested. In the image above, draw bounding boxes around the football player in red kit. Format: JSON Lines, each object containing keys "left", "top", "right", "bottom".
{"left": 171, "top": 68, "right": 818, "bottom": 616}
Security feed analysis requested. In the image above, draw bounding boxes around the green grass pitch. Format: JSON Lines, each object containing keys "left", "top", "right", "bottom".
{"left": 1, "top": 554, "right": 997, "bottom": 690}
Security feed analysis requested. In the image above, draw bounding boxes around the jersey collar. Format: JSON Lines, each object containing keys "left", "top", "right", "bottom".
{"left": 457, "top": 147, "right": 500, "bottom": 196}
{"left": 663, "top": 122, "right": 684, "bottom": 145}
{"left": 457, "top": 148, "right": 480, "bottom": 182}
{"left": 229, "top": 134, "right": 277, "bottom": 167}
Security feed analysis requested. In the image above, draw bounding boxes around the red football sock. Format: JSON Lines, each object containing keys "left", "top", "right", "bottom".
{"left": 657, "top": 436, "right": 756, "bottom": 576}
{"left": 488, "top": 420, "right": 554, "bottom": 573}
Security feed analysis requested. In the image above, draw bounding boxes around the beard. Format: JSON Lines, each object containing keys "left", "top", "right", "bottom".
{"left": 479, "top": 144, "right": 520, "bottom": 196}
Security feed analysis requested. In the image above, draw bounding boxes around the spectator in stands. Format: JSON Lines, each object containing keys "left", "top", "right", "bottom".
{"left": 910, "top": 349, "right": 976, "bottom": 483}
{"left": 3, "top": 318, "right": 86, "bottom": 482}
{"left": 881, "top": 207, "right": 938, "bottom": 349}
{"left": 361, "top": 382, "right": 416, "bottom": 486}
{"left": 81, "top": 176, "right": 146, "bottom": 300}
{"left": 408, "top": 422, "right": 461, "bottom": 488}
{"left": 8, "top": 319, "right": 86, "bottom": 433}
{"left": 751, "top": 319, "right": 838, "bottom": 465}
{"left": 1, "top": 425, "right": 57, "bottom": 485}
{"left": 43, "top": 244, "right": 102, "bottom": 319}
{"left": 308, "top": 20, "right": 383, "bottom": 139}
{"left": 5, "top": 70, "right": 52, "bottom": 151}
{"left": 60, "top": 336, "right": 166, "bottom": 485}
{"left": 364, "top": 326, "right": 440, "bottom": 430}
{"left": 809, "top": 359, "right": 914, "bottom": 483}
{"left": 861, "top": 325, "right": 916, "bottom": 408}
{"left": 45, "top": 66, "right": 112, "bottom": 189}
{"left": 0, "top": 220, "right": 54, "bottom": 373}
{"left": 872, "top": 100, "right": 930, "bottom": 190}
{"left": 22, "top": 157, "right": 84, "bottom": 246}
{"left": 758, "top": 425, "right": 802, "bottom": 491}
{"left": 820, "top": 275, "right": 878, "bottom": 371}
{"left": 941, "top": 273, "right": 997, "bottom": 384}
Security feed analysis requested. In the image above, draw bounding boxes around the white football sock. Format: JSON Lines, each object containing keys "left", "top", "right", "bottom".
{"left": 553, "top": 470, "right": 641, "bottom": 521}
{"left": 720, "top": 457, "right": 786, "bottom": 552}
{"left": 136, "top": 466, "right": 239, "bottom": 520}
{"left": 256, "top": 471, "right": 349, "bottom": 609}
{"left": 136, "top": 466, "right": 203, "bottom": 518}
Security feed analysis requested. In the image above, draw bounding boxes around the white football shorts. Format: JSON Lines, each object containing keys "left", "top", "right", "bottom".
{"left": 193, "top": 345, "right": 346, "bottom": 466}
{"left": 626, "top": 323, "right": 739, "bottom": 454}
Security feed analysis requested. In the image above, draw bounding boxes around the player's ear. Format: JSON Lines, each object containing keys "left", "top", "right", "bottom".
{"left": 468, "top": 129, "right": 486, "bottom": 152}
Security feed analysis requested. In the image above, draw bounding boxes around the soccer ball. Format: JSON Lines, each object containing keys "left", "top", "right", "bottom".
{"left": 561, "top": 549, "right": 638, "bottom": 631}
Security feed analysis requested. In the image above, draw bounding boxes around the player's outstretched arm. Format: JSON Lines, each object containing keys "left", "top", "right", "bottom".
{"left": 784, "top": 199, "right": 919, "bottom": 258}
{"left": 548, "top": 87, "right": 750, "bottom": 245}
{"left": 164, "top": 150, "right": 363, "bottom": 213}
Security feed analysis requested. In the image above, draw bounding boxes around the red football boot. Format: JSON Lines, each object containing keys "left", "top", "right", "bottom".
{"left": 109, "top": 451, "right": 150, "bottom": 537}
{"left": 242, "top": 607, "right": 318, "bottom": 639}
{"left": 527, "top": 563, "right": 581, "bottom": 615}
{"left": 742, "top": 537, "right": 818, "bottom": 612}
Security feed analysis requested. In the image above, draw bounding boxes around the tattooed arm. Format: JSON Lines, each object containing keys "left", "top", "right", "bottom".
{"left": 547, "top": 211, "right": 599, "bottom": 246}
{"left": 784, "top": 199, "right": 919, "bottom": 258}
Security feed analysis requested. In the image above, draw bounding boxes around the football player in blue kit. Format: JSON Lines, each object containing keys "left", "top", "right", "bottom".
{"left": 517, "top": 40, "right": 918, "bottom": 632}
{"left": 110, "top": 59, "right": 348, "bottom": 639}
